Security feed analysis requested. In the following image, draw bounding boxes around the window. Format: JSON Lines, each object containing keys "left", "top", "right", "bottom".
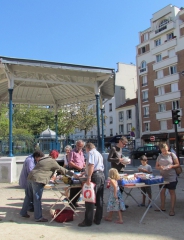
{"left": 109, "top": 103, "right": 112, "bottom": 112}
{"left": 109, "top": 116, "right": 113, "bottom": 124}
{"left": 168, "top": 49, "right": 175, "bottom": 58}
{"left": 127, "top": 123, "right": 132, "bottom": 133}
{"left": 143, "top": 106, "right": 149, "bottom": 117}
{"left": 167, "top": 32, "right": 174, "bottom": 41}
{"left": 159, "top": 103, "right": 166, "bottom": 112}
{"left": 142, "top": 90, "right": 148, "bottom": 101}
{"left": 141, "top": 46, "right": 146, "bottom": 54}
{"left": 159, "top": 19, "right": 169, "bottom": 27}
{"left": 144, "top": 122, "right": 150, "bottom": 131}
{"left": 141, "top": 61, "right": 146, "bottom": 68}
{"left": 160, "top": 120, "right": 167, "bottom": 130}
{"left": 157, "top": 70, "right": 163, "bottom": 79}
{"left": 156, "top": 54, "right": 162, "bottom": 62}
{"left": 119, "top": 111, "right": 124, "bottom": 121}
{"left": 110, "top": 129, "right": 113, "bottom": 136}
{"left": 158, "top": 86, "right": 165, "bottom": 95}
{"left": 142, "top": 75, "right": 147, "bottom": 86}
{"left": 126, "top": 110, "right": 132, "bottom": 120}
{"left": 171, "top": 83, "right": 178, "bottom": 92}
{"left": 140, "top": 61, "right": 147, "bottom": 72}
{"left": 172, "top": 100, "right": 179, "bottom": 110}
{"left": 143, "top": 33, "right": 148, "bottom": 41}
{"left": 119, "top": 124, "right": 124, "bottom": 134}
{"left": 155, "top": 38, "right": 161, "bottom": 46}
{"left": 170, "top": 65, "right": 177, "bottom": 75}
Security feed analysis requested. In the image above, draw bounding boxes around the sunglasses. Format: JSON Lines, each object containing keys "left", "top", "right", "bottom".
{"left": 121, "top": 141, "right": 127, "bottom": 145}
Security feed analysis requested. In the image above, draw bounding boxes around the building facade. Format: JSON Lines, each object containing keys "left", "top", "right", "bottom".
{"left": 116, "top": 98, "right": 140, "bottom": 149}
{"left": 136, "top": 5, "right": 184, "bottom": 149}
{"left": 69, "top": 63, "right": 137, "bottom": 144}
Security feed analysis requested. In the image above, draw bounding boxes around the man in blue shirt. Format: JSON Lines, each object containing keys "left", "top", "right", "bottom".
{"left": 19, "top": 150, "right": 44, "bottom": 211}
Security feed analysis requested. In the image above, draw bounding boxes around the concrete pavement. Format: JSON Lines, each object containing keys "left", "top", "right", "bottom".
{"left": 1, "top": 165, "right": 184, "bottom": 240}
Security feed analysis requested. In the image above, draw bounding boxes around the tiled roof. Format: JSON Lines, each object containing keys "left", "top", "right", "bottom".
{"left": 116, "top": 98, "right": 138, "bottom": 109}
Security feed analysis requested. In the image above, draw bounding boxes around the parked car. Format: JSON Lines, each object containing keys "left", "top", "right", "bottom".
{"left": 122, "top": 148, "right": 131, "bottom": 157}
{"left": 130, "top": 145, "right": 161, "bottom": 160}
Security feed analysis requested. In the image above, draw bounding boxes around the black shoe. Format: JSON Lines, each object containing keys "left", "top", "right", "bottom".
{"left": 36, "top": 218, "right": 48, "bottom": 222}
{"left": 78, "top": 221, "right": 91, "bottom": 227}
{"left": 28, "top": 208, "right": 34, "bottom": 212}
{"left": 93, "top": 219, "right": 100, "bottom": 225}
{"left": 21, "top": 214, "right": 30, "bottom": 218}
{"left": 125, "top": 205, "right": 129, "bottom": 209}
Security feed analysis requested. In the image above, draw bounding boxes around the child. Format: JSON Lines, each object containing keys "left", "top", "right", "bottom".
{"left": 138, "top": 155, "right": 152, "bottom": 207}
{"left": 105, "top": 168, "right": 125, "bottom": 224}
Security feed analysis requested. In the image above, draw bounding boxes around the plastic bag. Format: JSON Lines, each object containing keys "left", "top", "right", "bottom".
{"left": 82, "top": 182, "right": 96, "bottom": 203}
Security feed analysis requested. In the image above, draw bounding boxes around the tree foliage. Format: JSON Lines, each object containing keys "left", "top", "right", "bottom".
{"left": 0, "top": 103, "right": 97, "bottom": 137}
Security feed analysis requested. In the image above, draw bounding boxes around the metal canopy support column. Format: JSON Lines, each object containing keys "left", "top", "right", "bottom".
{"left": 101, "top": 105, "right": 105, "bottom": 153}
{"left": 95, "top": 83, "right": 100, "bottom": 150}
{"left": 5, "top": 69, "right": 15, "bottom": 157}
{"left": 8, "top": 89, "right": 13, "bottom": 157}
{"left": 54, "top": 106, "right": 58, "bottom": 152}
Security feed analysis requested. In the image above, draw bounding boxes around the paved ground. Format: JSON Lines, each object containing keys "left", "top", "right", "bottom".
{"left": 1, "top": 166, "right": 184, "bottom": 240}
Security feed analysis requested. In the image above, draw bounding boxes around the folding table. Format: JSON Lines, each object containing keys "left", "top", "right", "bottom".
{"left": 121, "top": 181, "right": 169, "bottom": 223}
{"left": 44, "top": 181, "right": 82, "bottom": 223}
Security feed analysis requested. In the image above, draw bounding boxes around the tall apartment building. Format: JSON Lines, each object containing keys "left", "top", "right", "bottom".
{"left": 136, "top": 5, "right": 184, "bottom": 148}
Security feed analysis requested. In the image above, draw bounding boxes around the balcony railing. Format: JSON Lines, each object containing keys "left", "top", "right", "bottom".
{"left": 142, "top": 98, "right": 148, "bottom": 102}
{"left": 140, "top": 68, "right": 146, "bottom": 73}
{"left": 155, "top": 25, "right": 167, "bottom": 34}
{"left": 143, "top": 114, "right": 149, "bottom": 118}
{"left": 142, "top": 82, "right": 147, "bottom": 86}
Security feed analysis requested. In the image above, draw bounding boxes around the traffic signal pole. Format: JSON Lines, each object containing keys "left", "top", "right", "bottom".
{"left": 174, "top": 123, "right": 180, "bottom": 163}
{"left": 171, "top": 109, "right": 181, "bottom": 163}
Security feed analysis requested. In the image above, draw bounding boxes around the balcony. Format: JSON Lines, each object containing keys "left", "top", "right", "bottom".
{"left": 154, "top": 73, "right": 179, "bottom": 87}
{"left": 150, "top": 21, "right": 175, "bottom": 39}
{"left": 156, "top": 109, "right": 183, "bottom": 120}
{"left": 151, "top": 38, "right": 177, "bottom": 55}
{"left": 142, "top": 98, "right": 148, "bottom": 102}
{"left": 139, "top": 67, "right": 147, "bottom": 75}
{"left": 155, "top": 91, "right": 181, "bottom": 103}
{"left": 156, "top": 110, "right": 171, "bottom": 120}
{"left": 153, "top": 55, "right": 178, "bottom": 71}
{"left": 142, "top": 82, "right": 148, "bottom": 87}
{"left": 143, "top": 114, "right": 149, "bottom": 118}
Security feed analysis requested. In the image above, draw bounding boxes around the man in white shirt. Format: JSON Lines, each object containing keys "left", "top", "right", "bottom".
{"left": 78, "top": 143, "right": 105, "bottom": 227}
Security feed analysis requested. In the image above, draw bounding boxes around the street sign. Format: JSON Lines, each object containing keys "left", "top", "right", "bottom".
{"left": 150, "top": 136, "right": 155, "bottom": 141}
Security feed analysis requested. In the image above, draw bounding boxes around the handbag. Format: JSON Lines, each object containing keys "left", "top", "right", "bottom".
{"left": 171, "top": 153, "right": 182, "bottom": 175}
{"left": 52, "top": 209, "right": 74, "bottom": 223}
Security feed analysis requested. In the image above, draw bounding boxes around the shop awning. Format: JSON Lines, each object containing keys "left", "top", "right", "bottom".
{"left": 141, "top": 133, "right": 168, "bottom": 140}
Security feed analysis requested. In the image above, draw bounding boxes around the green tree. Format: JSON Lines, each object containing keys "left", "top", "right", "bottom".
{"left": 0, "top": 104, "right": 9, "bottom": 137}
{"left": 74, "top": 104, "right": 96, "bottom": 136}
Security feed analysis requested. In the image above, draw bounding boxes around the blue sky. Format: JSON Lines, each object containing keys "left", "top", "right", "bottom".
{"left": 0, "top": 0, "right": 183, "bottom": 70}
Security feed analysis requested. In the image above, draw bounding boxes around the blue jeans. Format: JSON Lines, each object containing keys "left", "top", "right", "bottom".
{"left": 20, "top": 180, "right": 44, "bottom": 220}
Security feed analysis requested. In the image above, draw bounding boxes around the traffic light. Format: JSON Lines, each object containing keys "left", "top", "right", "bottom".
{"left": 172, "top": 109, "right": 180, "bottom": 124}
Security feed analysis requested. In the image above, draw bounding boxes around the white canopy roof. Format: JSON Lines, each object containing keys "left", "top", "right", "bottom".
{"left": 0, "top": 56, "right": 115, "bottom": 108}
